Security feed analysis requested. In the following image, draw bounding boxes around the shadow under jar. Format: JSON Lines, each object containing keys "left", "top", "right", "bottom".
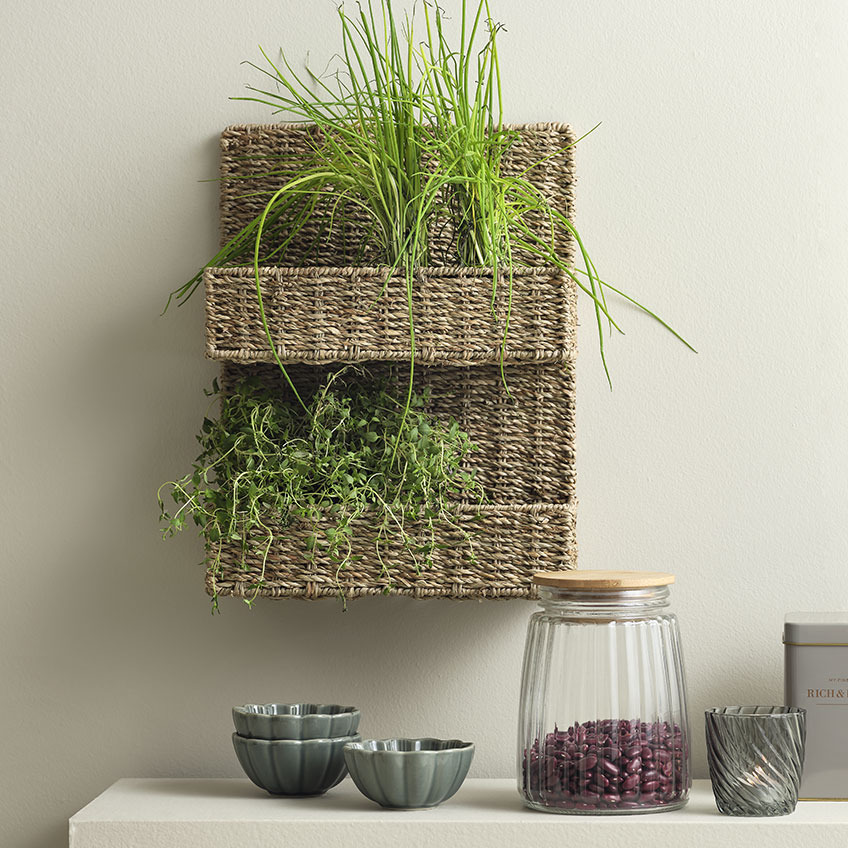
{"left": 518, "top": 571, "right": 691, "bottom": 814}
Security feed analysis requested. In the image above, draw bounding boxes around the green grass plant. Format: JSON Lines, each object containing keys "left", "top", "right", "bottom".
{"left": 169, "top": 0, "right": 693, "bottom": 386}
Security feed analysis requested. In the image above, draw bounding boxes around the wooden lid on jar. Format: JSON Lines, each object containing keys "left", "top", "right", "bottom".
{"left": 533, "top": 570, "right": 675, "bottom": 589}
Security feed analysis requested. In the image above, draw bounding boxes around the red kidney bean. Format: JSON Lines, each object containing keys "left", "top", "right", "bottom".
{"left": 620, "top": 773, "right": 640, "bottom": 791}
{"left": 522, "top": 718, "right": 689, "bottom": 812}
{"left": 625, "top": 757, "right": 642, "bottom": 774}
{"left": 600, "top": 757, "right": 619, "bottom": 776}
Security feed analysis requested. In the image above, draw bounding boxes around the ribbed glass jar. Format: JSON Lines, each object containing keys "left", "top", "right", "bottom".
{"left": 518, "top": 571, "right": 691, "bottom": 814}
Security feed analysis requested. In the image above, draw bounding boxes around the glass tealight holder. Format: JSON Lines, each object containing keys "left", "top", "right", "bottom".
{"left": 705, "top": 706, "right": 806, "bottom": 816}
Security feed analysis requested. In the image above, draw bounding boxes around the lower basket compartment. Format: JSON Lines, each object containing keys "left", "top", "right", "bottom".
{"left": 220, "top": 360, "right": 576, "bottom": 505}
{"left": 205, "top": 503, "right": 576, "bottom": 601}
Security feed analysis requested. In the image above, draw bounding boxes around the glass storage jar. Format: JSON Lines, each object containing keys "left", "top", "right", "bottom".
{"left": 518, "top": 570, "right": 691, "bottom": 814}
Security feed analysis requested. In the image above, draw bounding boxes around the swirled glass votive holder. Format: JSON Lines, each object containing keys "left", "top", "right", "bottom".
{"left": 705, "top": 706, "right": 806, "bottom": 816}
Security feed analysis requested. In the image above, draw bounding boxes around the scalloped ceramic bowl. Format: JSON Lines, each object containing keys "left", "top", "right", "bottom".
{"left": 343, "top": 738, "right": 475, "bottom": 809}
{"left": 232, "top": 703, "right": 360, "bottom": 740}
{"left": 232, "top": 733, "right": 360, "bottom": 796}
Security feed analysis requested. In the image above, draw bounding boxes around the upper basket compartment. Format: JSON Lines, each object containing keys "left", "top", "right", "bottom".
{"left": 204, "top": 265, "right": 576, "bottom": 365}
{"left": 209, "top": 123, "right": 578, "bottom": 366}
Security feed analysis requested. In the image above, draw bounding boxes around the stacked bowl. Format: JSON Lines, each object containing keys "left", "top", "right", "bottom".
{"left": 232, "top": 703, "right": 361, "bottom": 796}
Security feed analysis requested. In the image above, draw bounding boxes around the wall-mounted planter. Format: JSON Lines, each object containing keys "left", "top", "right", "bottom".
{"left": 202, "top": 123, "right": 578, "bottom": 601}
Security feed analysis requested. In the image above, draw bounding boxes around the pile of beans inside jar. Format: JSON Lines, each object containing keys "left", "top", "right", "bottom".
{"left": 523, "top": 719, "right": 689, "bottom": 811}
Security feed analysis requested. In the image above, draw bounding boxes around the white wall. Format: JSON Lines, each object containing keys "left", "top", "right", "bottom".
{"left": 2, "top": 1, "right": 847, "bottom": 845}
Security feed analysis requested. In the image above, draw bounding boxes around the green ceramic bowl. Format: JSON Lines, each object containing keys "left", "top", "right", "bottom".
{"left": 232, "top": 703, "right": 360, "bottom": 740}
{"left": 233, "top": 732, "right": 360, "bottom": 796}
{"left": 343, "top": 738, "right": 474, "bottom": 809}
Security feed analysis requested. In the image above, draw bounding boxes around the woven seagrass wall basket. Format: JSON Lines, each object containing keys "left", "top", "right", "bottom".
{"left": 203, "top": 123, "right": 578, "bottom": 601}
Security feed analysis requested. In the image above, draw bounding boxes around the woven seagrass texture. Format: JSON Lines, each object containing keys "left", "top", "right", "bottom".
{"left": 219, "top": 122, "right": 576, "bottom": 266}
{"left": 206, "top": 503, "right": 577, "bottom": 600}
{"left": 205, "top": 265, "right": 576, "bottom": 365}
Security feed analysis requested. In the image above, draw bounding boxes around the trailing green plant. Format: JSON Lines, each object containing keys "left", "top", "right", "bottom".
{"left": 158, "top": 370, "right": 486, "bottom": 609}
{"left": 167, "top": 0, "right": 694, "bottom": 389}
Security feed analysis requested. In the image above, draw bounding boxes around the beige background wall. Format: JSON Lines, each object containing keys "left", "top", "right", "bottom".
{"left": 2, "top": 1, "right": 847, "bottom": 845}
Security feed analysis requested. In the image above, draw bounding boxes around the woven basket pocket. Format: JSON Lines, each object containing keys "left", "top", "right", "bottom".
{"left": 203, "top": 122, "right": 578, "bottom": 600}
{"left": 206, "top": 504, "right": 577, "bottom": 601}
{"left": 205, "top": 265, "right": 576, "bottom": 365}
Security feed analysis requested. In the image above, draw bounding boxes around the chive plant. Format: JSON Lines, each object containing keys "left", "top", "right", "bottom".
{"left": 170, "top": 0, "right": 692, "bottom": 385}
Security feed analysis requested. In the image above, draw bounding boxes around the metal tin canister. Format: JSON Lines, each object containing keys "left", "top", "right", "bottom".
{"left": 784, "top": 612, "right": 848, "bottom": 800}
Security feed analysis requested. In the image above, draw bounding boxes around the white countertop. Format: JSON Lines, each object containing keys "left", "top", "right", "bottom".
{"left": 69, "top": 778, "right": 848, "bottom": 848}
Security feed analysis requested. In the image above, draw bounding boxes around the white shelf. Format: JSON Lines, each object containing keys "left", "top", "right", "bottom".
{"left": 69, "top": 778, "right": 847, "bottom": 848}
